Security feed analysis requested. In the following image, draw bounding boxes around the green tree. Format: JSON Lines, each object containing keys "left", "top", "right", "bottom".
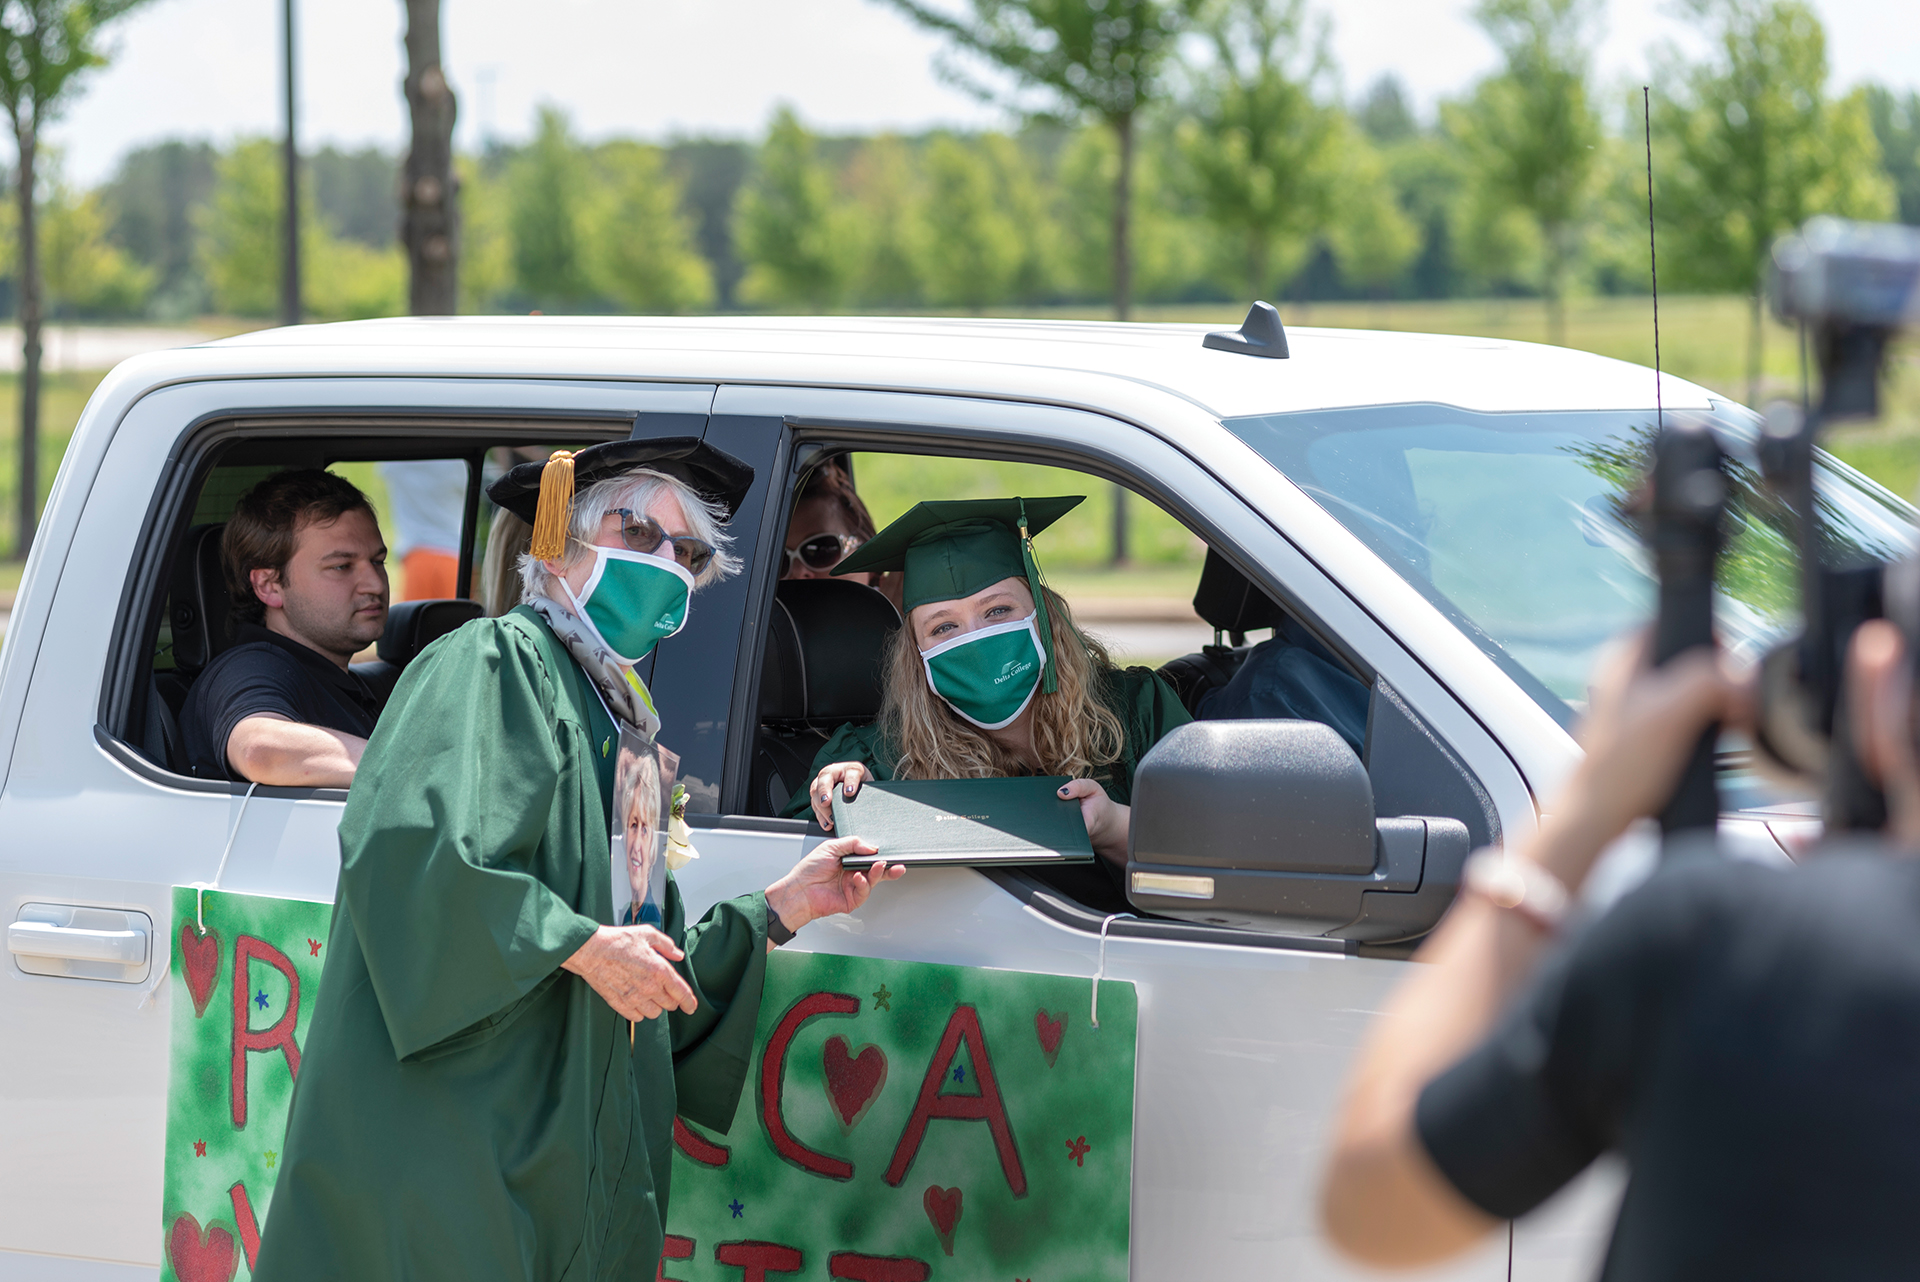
{"left": 982, "top": 132, "right": 1061, "bottom": 303}
{"left": 1863, "top": 85, "right": 1920, "bottom": 226}
{"left": 41, "top": 179, "right": 151, "bottom": 316}
{"left": 508, "top": 106, "right": 589, "bottom": 308}
{"left": 1444, "top": 0, "right": 1602, "bottom": 345}
{"left": 881, "top": 0, "right": 1196, "bottom": 320}
{"left": 1327, "top": 133, "right": 1420, "bottom": 293}
{"left": 456, "top": 154, "right": 511, "bottom": 312}
{"left": 0, "top": 0, "right": 153, "bottom": 556}
{"left": 584, "top": 141, "right": 715, "bottom": 314}
{"left": 1058, "top": 124, "right": 1203, "bottom": 304}
{"left": 732, "top": 107, "right": 852, "bottom": 310}
{"left": 1657, "top": 0, "right": 1895, "bottom": 403}
{"left": 198, "top": 138, "right": 308, "bottom": 317}
{"left": 1175, "top": 0, "right": 1353, "bottom": 299}
{"left": 199, "top": 138, "right": 404, "bottom": 321}
{"left": 918, "top": 134, "right": 1023, "bottom": 310}
{"left": 843, "top": 134, "right": 926, "bottom": 308}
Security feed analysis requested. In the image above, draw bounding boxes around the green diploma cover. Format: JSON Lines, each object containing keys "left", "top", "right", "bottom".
{"left": 830, "top": 776, "right": 1096, "bottom": 866}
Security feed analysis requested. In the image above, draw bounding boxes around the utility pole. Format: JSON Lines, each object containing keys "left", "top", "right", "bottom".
{"left": 280, "top": 0, "right": 300, "bottom": 326}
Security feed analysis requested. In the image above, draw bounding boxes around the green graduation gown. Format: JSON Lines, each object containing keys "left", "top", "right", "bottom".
{"left": 255, "top": 606, "right": 770, "bottom": 1281}
{"left": 782, "top": 666, "right": 1193, "bottom": 817}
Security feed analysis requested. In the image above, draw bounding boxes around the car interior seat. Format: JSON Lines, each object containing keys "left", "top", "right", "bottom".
{"left": 352, "top": 598, "right": 486, "bottom": 702}
{"left": 143, "top": 523, "right": 232, "bottom": 769}
{"left": 753, "top": 578, "right": 902, "bottom": 817}
{"left": 1156, "top": 547, "right": 1287, "bottom": 716}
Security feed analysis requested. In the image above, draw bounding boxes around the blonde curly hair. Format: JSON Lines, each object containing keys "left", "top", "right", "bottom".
{"left": 878, "top": 581, "right": 1127, "bottom": 785}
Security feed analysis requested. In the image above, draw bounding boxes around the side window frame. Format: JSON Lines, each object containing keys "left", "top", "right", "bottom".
{"left": 99, "top": 410, "right": 640, "bottom": 789}
{"left": 702, "top": 383, "right": 1534, "bottom": 855}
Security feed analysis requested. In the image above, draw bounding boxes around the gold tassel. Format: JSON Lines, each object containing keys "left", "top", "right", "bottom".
{"left": 529, "top": 450, "right": 576, "bottom": 561}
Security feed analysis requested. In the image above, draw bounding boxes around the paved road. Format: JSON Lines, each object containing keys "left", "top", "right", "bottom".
{"left": 0, "top": 325, "right": 216, "bottom": 373}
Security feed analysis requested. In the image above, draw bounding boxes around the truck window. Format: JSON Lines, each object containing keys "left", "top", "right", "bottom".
{"left": 122, "top": 431, "right": 606, "bottom": 782}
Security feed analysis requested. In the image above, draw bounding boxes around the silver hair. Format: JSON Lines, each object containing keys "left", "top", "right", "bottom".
{"left": 517, "top": 467, "right": 741, "bottom": 606}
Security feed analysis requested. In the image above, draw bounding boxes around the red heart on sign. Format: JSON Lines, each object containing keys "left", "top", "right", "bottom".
{"left": 167, "top": 1213, "right": 237, "bottom": 1282}
{"left": 922, "top": 1184, "right": 962, "bottom": 1255}
{"left": 822, "top": 1034, "right": 888, "bottom": 1130}
{"left": 1035, "top": 1008, "right": 1067, "bottom": 1067}
{"left": 179, "top": 922, "right": 220, "bottom": 1020}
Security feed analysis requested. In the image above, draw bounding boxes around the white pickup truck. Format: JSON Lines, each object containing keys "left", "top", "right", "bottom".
{"left": 3, "top": 315, "right": 1904, "bottom": 1280}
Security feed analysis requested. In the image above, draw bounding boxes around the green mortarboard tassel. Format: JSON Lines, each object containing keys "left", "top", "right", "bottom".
{"left": 1018, "top": 498, "right": 1059, "bottom": 695}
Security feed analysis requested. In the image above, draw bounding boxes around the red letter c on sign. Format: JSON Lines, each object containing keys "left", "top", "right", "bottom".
{"left": 758, "top": 991, "right": 860, "bottom": 1180}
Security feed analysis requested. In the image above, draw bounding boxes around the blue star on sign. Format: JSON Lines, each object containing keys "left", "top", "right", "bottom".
{"left": 953, "top": 1065, "right": 966, "bottom": 1083}
{"left": 254, "top": 990, "right": 270, "bottom": 1010}
{"left": 728, "top": 1199, "right": 744, "bottom": 1219}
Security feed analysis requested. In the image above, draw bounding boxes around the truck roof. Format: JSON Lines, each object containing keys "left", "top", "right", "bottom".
{"left": 168, "top": 314, "right": 1719, "bottom": 423}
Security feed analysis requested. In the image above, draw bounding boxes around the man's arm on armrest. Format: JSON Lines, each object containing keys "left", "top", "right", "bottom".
{"left": 227, "top": 713, "right": 367, "bottom": 787}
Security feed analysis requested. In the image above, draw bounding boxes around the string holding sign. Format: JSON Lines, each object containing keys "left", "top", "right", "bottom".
{"left": 139, "top": 781, "right": 260, "bottom": 1011}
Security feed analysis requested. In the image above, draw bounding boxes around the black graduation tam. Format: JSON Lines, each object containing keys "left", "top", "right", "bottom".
{"left": 486, "top": 437, "right": 756, "bottom": 559}
{"left": 834, "top": 495, "right": 1084, "bottom": 691}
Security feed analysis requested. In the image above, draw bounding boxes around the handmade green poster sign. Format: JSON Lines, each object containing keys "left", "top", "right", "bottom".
{"left": 160, "top": 887, "right": 332, "bottom": 1282}
{"left": 664, "top": 950, "right": 1138, "bottom": 1281}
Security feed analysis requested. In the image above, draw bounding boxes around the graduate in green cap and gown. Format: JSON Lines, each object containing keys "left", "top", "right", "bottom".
{"left": 785, "top": 496, "right": 1191, "bottom": 869}
{"left": 255, "top": 440, "right": 901, "bottom": 1282}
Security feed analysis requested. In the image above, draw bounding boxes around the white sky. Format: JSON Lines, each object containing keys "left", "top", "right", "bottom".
{"left": 50, "top": 0, "right": 1920, "bottom": 186}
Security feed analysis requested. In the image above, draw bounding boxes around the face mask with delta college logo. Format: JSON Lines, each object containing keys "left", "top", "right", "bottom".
{"left": 559, "top": 545, "right": 694, "bottom": 665}
{"left": 919, "top": 614, "right": 1046, "bottom": 730}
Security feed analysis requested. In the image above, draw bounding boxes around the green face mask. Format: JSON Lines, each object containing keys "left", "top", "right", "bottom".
{"left": 919, "top": 614, "right": 1046, "bottom": 730}
{"left": 560, "top": 547, "right": 693, "bottom": 664}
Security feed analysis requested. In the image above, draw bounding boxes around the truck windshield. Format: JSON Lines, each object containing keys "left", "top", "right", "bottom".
{"left": 1223, "top": 403, "right": 1917, "bottom": 727}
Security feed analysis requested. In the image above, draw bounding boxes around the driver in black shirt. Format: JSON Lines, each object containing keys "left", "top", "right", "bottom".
{"left": 181, "top": 469, "right": 390, "bottom": 786}
{"left": 1322, "top": 602, "right": 1920, "bottom": 1278}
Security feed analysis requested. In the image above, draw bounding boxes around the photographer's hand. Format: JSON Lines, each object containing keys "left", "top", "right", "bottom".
{"left": 1321, "top": 631, "right": 1748, "bottom": 1268}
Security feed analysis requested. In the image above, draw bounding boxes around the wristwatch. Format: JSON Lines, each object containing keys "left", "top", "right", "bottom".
{"left": 1462, "top": 851, "right": 1571, "bottom": 932}
{"left": 766, "top": 907, "right": 797, "bottom": 947}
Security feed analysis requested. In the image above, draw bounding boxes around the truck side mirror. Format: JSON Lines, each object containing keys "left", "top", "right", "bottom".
{"left": 1127, "top": 720, "right": 1471, "bottom": 943}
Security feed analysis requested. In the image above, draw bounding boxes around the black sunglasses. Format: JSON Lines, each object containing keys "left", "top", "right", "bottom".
{"left": 784, "top": 532, "right": 862, "bottom": 573}
{"left": 602, "top": 509, "right": 716, "bottom": 576}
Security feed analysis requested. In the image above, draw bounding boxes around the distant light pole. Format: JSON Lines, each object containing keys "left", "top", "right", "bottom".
{"left": 280, "top": 0, "right": 300, "bottom": 326}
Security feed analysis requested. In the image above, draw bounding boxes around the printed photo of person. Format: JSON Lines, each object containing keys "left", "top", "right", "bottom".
{"left": 611, "top": 733, "right": 677, "bottom": 927}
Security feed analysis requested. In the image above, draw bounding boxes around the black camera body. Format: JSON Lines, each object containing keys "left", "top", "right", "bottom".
{"left": 1738, "top": 219, "right": 1920, "bottom": 832}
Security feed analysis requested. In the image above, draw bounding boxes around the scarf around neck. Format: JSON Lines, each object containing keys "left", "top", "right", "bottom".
{"left": 527, "top": 593, "right": 662, "bottom": 741}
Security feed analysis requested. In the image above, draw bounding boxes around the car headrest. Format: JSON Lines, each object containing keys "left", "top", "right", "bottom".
{"left": 168, "top": 523, "right": 232, "bottom": 673}
{"left": 760, "top": 579, "right": 902, "bottom": 725}
{"left": 1192, "top": 547, "right": 1286, "bottom": 635}
{"left": 377, "top": 598, "right": 485, "bottom": 667}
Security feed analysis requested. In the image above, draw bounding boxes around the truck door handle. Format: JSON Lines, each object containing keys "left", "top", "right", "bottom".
{"left": 8, "top": 919, "right": 150, "bottom": 966}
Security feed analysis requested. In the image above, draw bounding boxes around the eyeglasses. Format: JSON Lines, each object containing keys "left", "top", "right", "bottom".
{"left": 602, "top": 509, "right": 716, "bottom": 577}
{"left": 784, "top": 531, "right": 862, "bottom": 574}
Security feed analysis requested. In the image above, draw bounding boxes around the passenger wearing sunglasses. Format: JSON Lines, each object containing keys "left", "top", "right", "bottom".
{"left": 783, "top": 458, "right": 903, "bottom": 611}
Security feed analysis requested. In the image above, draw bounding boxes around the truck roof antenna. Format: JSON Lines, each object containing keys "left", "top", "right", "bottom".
{"left": 1203, "top": 301, "right": 1290, "bottom": 360}
{"left": 1644, "top": 86, "right": 1664, "bottom": 430}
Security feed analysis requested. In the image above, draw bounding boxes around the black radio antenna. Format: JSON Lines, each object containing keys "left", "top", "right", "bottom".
{"left": 1644, "top": 85, "right": 1663, "bottom": 430}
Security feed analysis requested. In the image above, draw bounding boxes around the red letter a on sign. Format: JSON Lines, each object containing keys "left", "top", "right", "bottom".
{"left": 883, "top": 1004, "right": 1026, "bottom": 1196}
{"left": 230, "top": 936, "right": 302, "bottom": 1128}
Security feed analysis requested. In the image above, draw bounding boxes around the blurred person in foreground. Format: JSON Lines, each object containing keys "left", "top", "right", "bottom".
{"left": 1321, "top": 600, "right": 1920, "bottom": 1278}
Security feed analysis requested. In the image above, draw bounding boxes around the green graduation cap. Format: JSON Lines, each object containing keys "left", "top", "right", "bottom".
{"left": 834, "top": 495, "right": 1084, "bottom": 692}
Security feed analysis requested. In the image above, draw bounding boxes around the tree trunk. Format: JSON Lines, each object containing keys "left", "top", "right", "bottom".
{"left": 14, "top": 115, "right": 38, "bottom": 559}
{"left": 1746, "top": 287, "right": 1764, "bottom": 408}
{"left": 1111, "top": 111, "right": 1133, "bottom": 322}
{"left": 402, "top": 0, "right": 459, "bottom": 315}
{"left": 1248, "top": 226, "right": 1269, "bottom": 304}
{"left": 1109, "top": 483, "right": 1129, "bottom": 568}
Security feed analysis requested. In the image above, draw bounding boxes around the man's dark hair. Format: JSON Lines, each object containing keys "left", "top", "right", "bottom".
{"left": 221, "top": 469, "right": 374, "bottom": 626}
